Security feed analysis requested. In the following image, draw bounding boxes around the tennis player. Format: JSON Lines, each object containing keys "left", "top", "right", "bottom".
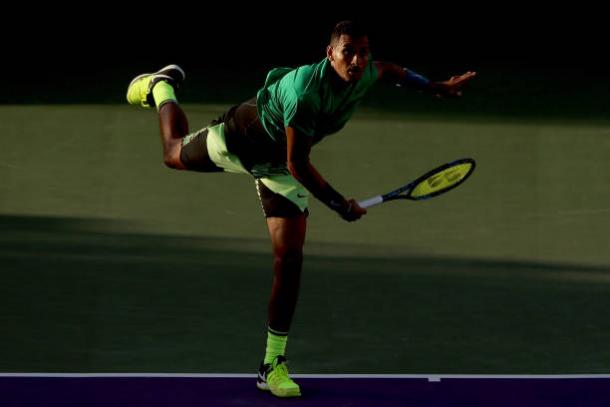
{"left": 126, "top": 20, "right": 475, "bottom": 398}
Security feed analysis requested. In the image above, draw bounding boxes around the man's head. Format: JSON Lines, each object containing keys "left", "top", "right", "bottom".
{"left": 327, "top": 21, "right": 370, "bottom": 83}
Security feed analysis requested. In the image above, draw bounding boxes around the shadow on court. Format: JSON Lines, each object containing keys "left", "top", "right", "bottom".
{"left": 1, "top": 214, "right": 609, "bottom": 374}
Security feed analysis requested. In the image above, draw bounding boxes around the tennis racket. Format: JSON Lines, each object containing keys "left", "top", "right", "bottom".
{"left": 358, "top": 158, "right": 476, "bottom": 208}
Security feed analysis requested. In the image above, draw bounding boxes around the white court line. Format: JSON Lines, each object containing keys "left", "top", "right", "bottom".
{"left": 1, "top": 373, "right": 609, "bottom": 381}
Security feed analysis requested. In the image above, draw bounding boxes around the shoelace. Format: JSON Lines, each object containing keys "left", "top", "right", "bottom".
{"left": 277, "top": 362, "right": 288, "bottom": 374}
{"left": 271, "top": 362, "right": 291, "bottom": 382}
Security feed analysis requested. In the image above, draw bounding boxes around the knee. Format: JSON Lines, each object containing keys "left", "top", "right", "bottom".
{"left": 163, "top": 154, "right": 182, "bottom": 169}
{"left": 163, "top": 145, "right": 186, "bottom": 170}
{"left": 274, "top": 247, "right": 303, "bottom": 269}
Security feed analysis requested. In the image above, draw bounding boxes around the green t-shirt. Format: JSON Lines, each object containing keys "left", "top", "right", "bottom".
{"left": 256, "top": 57, "right": 378, "bottom": 144}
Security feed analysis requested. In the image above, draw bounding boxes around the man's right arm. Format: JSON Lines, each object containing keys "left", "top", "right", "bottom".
{"left": 285, "top": 126, "right": 366, "bottom": 222}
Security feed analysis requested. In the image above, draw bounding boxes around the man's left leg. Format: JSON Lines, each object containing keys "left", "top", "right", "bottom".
{"left": 267, "top": 214, "right": 306, "bottom": 333}
{"left": 256, "top": 214, "right": 306, "bottom": 398}
{"left": 252, "top": 177, "right": 309, "bottom": 398}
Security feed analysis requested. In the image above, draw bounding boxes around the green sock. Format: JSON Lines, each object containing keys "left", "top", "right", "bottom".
{"left": 264, "top": 327, "right": 288, "bottom": 364}
{"left": 152, "top": 81, "right": 177, "bottom": 110}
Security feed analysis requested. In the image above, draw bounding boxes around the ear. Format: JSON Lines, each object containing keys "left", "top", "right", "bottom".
{"left": 326, "top": 45, "right": 334, "bottom": 61}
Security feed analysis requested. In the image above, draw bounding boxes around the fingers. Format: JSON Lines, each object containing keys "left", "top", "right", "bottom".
{"left": 455, "top": 71, "right": 477, "bottom": 84}
{"left": 349, "top": 199, "right": 368, "bottom": 215}
{"left": 445, "top": 71, "right": 477, "bottom": 97}
{"left": 433, "top": 71, "right": 476, "bottom": 98}
{"left": 342, "top": 198, "right": 367, "bottom": 222}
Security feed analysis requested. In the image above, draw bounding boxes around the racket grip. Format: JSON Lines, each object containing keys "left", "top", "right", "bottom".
{"left": 358, "top": 196, "right": 384, "bottom": 209}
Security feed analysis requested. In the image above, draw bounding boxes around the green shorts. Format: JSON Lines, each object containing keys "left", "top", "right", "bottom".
{"left": 181, "top": 122, "right": 309, "bottom": 217}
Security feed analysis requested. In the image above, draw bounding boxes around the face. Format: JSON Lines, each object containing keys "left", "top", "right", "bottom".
{"left": 327, "top": 34, "right": 370, "bottom": 83}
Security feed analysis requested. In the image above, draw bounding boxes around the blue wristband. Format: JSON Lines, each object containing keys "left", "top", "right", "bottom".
{"left": 399, "top": 68, "right": 430, "bottom": 90}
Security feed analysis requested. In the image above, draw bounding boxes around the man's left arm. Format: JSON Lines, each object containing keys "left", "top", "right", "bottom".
{"left": 374, "top": 61, "right": 477, "bottom": 97}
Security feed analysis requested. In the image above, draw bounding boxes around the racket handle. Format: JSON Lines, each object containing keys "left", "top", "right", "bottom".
{"left": 358, "top": 196, "right": 384, "bottom": 209}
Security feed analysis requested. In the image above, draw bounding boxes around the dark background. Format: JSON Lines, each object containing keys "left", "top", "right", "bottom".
{"left": 4, "top": 5, "right": 609, "bottom": 111}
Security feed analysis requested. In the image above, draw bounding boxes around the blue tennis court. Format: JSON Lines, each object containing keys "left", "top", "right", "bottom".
{"left": 1, "top": 374, "right": 609, "bottom": 406}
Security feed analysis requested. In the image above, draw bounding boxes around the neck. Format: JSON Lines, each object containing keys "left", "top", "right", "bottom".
{"left": 328, "top": 65, "right": 352, "bottom": 90}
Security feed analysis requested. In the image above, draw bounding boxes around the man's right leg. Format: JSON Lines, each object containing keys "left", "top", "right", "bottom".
{"left": 158, "top": 102, "right": 188, "bottom": 170}
{"left": 127, "top": 65, "right": 221, "bottom": 172}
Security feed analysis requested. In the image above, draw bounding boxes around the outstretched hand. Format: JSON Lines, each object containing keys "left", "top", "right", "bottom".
{"left": 431, "top": 71, "right": 477, "bottom": 98}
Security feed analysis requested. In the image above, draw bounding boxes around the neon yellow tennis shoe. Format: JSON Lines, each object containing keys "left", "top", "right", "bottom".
{"left": 126, "top": 64, "right": 185, "bottom": 108}
{"left": 256, "top": 355, "right": 301, "bottom": 398}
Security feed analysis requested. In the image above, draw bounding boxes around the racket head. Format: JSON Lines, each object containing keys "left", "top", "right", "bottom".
{"left": 405, "top": 158, "right": 476, "bottom": 200}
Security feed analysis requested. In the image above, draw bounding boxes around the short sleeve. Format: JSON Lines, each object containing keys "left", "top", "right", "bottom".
{"left": 283, "top": 93, "right": 318, "bottom": 137}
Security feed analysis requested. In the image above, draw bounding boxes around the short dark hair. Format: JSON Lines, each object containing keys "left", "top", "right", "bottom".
{"left": 330, "top": 21, "right": 368, "bottom": 45}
